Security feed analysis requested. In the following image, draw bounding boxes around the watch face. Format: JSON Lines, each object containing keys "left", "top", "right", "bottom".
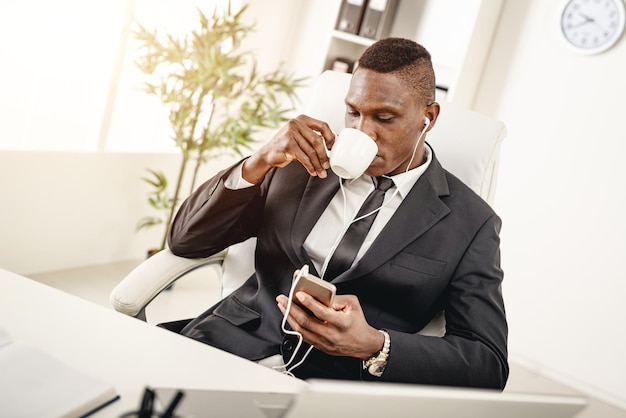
{"left": 560, "top": 0, "right": 626, "bottom": 54}
{"left": 368, "top": 361, "right": 386, "bottom": 377}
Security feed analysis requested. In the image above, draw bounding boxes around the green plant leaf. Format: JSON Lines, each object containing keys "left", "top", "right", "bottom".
{"left": 136, "top": 216, "right": 164, "bottom": 232}
{"left": 134, "top": 2, "right": 309, "bottom": 250}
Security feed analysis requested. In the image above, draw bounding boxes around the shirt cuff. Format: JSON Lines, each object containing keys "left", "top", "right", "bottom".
{"left": 224, "top": 160, "right": 256, "bottom": 190}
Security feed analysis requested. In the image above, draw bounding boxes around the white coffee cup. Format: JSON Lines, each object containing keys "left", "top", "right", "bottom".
{"left": 325, "top": 128, "right": 378, "bottom": 179}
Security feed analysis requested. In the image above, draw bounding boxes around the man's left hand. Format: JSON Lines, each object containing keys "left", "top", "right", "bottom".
{"left": 276, "top": 293, "right": 384, "bottom": 360}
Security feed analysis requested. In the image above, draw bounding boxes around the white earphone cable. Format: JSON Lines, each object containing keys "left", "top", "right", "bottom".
{"left": 279, "top": 120, "right": 430, "bottom": 374}
{"left": 320, "top": 120, "right": 429, "bottom": 279}
{"left": 274, "top": 265, "right": 315, "bottom": 376}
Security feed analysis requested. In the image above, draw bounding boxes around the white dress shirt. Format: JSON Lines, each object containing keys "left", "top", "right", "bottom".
{"left": 225, "top": 145, "right": 433, "bottom": 279}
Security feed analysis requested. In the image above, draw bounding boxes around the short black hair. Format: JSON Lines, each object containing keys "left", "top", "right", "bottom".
{"left": 357, "top": 38, "right": 436, "bottom": 105}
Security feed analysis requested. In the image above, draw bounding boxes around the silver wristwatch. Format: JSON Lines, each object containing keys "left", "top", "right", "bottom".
{"left": 363, "top": 329, "right": 390, "bottom": 377}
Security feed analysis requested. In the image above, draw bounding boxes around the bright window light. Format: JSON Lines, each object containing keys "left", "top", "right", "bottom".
{"left": 0, "top": 0, "right": 242, "bottom": 153}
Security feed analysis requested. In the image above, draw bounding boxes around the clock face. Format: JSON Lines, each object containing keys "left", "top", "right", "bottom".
{"left": 560, "top": 0, "right": 626, "bottom": 54}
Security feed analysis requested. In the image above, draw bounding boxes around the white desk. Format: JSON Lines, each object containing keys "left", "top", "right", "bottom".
{"left": 0, "top": 268, "right": 306, "bottom": 416}
{"left": 0, "top": 268, "right": 589, "bottom": 418}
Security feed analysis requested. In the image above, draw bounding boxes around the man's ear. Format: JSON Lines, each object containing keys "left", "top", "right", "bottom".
{"left": 424, "top": 102, "right": 440, "bottom": 132}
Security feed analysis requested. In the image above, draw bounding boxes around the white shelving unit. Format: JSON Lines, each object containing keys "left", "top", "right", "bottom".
{"left": 316, "top": 0, "right": 504, "bottom": 107}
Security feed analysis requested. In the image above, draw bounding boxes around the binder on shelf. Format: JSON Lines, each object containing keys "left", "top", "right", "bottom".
{"left": 358, "top": 0, "right": 399, "bottom": 40}
{"left": 335, "top": 0, "right": 367, "bottom": 35}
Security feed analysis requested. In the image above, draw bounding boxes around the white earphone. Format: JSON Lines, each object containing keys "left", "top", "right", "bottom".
{"left": 423, "top": 117, "right": 430, "bottom": 131}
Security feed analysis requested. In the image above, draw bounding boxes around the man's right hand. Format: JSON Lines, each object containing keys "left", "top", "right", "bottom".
{"left": 242, "top": 115, "right": 336, "bottom": 184}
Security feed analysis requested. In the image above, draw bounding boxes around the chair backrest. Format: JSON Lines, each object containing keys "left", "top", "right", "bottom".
{"left": 221, "top": 70, "right": 506, "bottom": 298}
{"left": 303, "top": 70, "right": 507, "bottom": 204}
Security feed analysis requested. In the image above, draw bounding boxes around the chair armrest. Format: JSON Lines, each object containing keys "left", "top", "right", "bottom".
{"left": 109, "top": 249, "right": 226, "bottom": 319}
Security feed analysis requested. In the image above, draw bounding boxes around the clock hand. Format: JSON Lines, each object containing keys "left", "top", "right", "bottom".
{"left": 569, "top": 14, "right": 595, "bottom": 29}
{"left": 579, "top": 13, "right": 595, "bottom": 23}
{"left": 581, "top": 13, "right": 609, "bottom": 32}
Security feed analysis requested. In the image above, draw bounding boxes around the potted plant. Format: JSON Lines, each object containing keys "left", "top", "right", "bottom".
{"left": 134, "top": 3, "right": 305, "bottom": 253}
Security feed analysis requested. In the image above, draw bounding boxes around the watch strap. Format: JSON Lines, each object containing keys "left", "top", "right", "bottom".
{"left": 363, "top": 329, "right": 390, "bottom": 377}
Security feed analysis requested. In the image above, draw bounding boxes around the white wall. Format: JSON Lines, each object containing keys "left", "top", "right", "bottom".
{"left": 473, "top": 0, "right": 626, "bottom": 409}
{"left": 0, "top": 152, "right": 228, "bottom": 274}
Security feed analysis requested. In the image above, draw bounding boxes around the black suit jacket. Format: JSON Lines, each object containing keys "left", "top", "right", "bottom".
{"left": 168, "top": 149, "right": 508, "bottom": 389}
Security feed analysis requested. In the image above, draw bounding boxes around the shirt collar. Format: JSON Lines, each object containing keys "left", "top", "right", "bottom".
{"left": 343, "top": 144, "right": 432, "bottom": 199}
{"left": 384, "top": 143, "right": 433, "bottom": 199}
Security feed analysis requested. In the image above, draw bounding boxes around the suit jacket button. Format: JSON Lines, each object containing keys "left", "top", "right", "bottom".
{"left": 282, "top": 338, "right": 295, "bottom": 351}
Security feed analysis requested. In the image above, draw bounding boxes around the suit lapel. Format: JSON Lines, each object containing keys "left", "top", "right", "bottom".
{"left": 332, "top": 156, "right": 451, "bottom": 284}
{"left": 290, "top": 172, "right": 341, "bottom": 268}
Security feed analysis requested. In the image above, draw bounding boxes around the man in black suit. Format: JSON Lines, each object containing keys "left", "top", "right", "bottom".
{"left": 168, "top": 38, "right": 508, "bottom": 389}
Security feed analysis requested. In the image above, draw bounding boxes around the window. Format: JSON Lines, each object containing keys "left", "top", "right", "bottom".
{"left": 0, "top": 0, "right": 240, "bottom": 152}
{"left": 0, "top": 0, "right": 127, "bottom": 151}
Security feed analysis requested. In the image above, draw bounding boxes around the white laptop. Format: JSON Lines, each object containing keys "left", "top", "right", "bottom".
{"left": 283, "top": 379, "right": 588, "bottom": 418}
{"left": 154, "top": 387, "right": 294, "bottom": 418}
{"left": 154, "top": 379, "right": 587, "bottom": 418}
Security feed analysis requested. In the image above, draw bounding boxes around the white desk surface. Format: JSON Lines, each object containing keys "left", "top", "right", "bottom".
{"left": 0, "top": 268, "right": 306, "bottom": 416}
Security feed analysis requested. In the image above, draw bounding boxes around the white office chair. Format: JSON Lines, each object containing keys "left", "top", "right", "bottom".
{"left": 110, "top": 70, "right": 507, "bottom": 333}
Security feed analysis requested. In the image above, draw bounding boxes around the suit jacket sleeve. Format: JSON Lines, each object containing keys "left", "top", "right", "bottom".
{"left": 167, "top": 159, "right": 267, "bottom": 258}
{"left": 378, "top": 213, "right": 508, "bottom": 389}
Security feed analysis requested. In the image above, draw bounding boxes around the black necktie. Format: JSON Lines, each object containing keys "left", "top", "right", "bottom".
{"left": 324, "top": 176, "right": 394, "bottom": 280}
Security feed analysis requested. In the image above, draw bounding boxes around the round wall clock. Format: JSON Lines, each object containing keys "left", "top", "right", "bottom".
{"left": 560, "top": 0, "right": 626, "bottom": 54}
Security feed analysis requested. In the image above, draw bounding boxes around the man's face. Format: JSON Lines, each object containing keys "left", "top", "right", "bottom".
{"left": 344, "top": 68, "right": 432, "bottom": 177}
